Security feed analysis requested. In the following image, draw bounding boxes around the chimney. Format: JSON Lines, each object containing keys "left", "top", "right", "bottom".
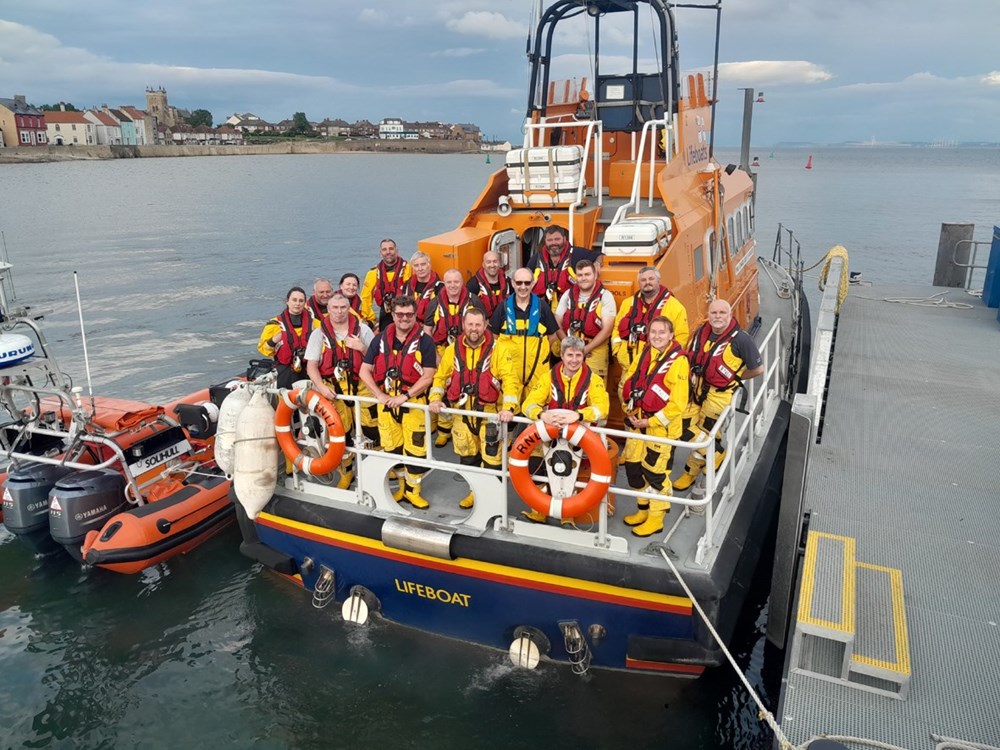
{"left": 14, "top": 94, "right": 27, "bottom": 108}
{"left": 60, "top": 103, "right": 66, "bottom": 112}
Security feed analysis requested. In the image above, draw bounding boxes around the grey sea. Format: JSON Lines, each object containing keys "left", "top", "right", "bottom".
{"left": 0, "top": 146, "right": 998, "bottom": 749}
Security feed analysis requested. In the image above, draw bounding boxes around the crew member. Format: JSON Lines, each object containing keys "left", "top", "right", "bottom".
{"left": 527, "top": 225, "right": 578, "bottom": 312}
{"left": 424, "top": 269, "right": 485, "bottom": 447}
{"left": 339, "top": 272, "right": 368, "bottom": 324}
{"left": 429, "top": 308, "right": 516, "bottom": 509}
{"left": 404, "top": 251, "right": 443, "bottom": 324}
{"left": 673, "top": 299, "right": 763, "bottom": 492}
{"left": 304, "top": 293, "right": 376, "bottom": 488}
{"left": 490, "top": 267, "right": 560, "bottom": 411}
{"left": 612, "top": 266, "right": 690, "bottom": 372}
{"left": 620, "top": 317, "right": 689, "bottom": 537}
{"left": 555, "top": 259, "right": 617, "bottom": 380}
{"left": 359, "top": 296, "right": 437, "bottom": 509}
{"left": 306, "top": 278, "right": 335, "bottom": 320}
{"left": 521, "top": 336, "right": 610, "bottom": 523}
{"left": 466, "top": 250, "right": 511, "bottom": 319}
{"left": 361, "top": 238, "right": 412, "bottom": 330}
{"left": 258, "top": 286, "right": 319, "bottom": 389}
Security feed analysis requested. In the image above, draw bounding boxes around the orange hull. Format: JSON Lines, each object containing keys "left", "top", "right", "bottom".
{"left": 81, "top": 475, "right": 233, "bottom": 574}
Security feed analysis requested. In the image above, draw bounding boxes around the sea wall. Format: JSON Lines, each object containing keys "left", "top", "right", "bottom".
{"left": 0, "top": 140, "right": 481, "bottom": 164}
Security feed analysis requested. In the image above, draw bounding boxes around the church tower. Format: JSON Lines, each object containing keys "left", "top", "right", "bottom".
{"left": 145, "top": 86, "right": 175, "bottom": 127}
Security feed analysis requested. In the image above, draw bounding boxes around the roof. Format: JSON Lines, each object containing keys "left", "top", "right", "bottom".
{"left": 0, "top": 97, "right": 43, "bottom": 115}
{"left": 108, "top": 108, "right": 132, "bottom": 122}
{"left": 44, "top": 111, "right": 91, "bottom": 125}
{"left": 120, "top": 106, "right": 147, "bottom": 119}
{"left": 88, "top": 110, "right": 119, "bottom": 127}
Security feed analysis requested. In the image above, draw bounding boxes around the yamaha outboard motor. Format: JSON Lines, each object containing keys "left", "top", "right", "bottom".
{"left": 2, "top": 463, "right": 74, "bottom": 556}
{"left": 48, "top": 470, "right": 128, "bottom": 562}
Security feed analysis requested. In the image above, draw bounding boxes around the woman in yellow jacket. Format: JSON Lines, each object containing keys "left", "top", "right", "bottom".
{"left": 258, "top": 286, "right": 321, "bottom": 389}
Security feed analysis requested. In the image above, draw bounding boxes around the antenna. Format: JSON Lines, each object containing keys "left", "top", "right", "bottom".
{"left": 73, "top": 272, "right": 97, "bottom": 415}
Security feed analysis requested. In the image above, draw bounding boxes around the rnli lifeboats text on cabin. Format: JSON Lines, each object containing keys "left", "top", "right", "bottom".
{"left": 395, "top": 578, "right": 472, "bottom": 607}
{"left": 685, "top": 144, "right": 709, "bottom": 166}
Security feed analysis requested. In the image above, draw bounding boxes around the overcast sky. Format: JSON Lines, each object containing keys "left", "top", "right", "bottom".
{"left": 2, "top": 0, "right": 997, "bottom": 145}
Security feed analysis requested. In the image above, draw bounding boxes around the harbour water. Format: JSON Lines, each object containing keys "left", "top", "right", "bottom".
{"left": 0, "top": 146, "right": 998, "bottom": 749}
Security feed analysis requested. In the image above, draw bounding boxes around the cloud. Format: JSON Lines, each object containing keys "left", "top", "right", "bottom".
{"left": 358, "top": 8, "right": 388, "bottom": 24}
{"left": 982, "top": 71, "right": 1000, "bottom": 85}
{"left": 445, "top": 12, "right": 525, "bottom": 40}
{"left": 717, "top": 61, "right": 834, "bottom": 86}
{"left": 385, "top": 79, "right": 519, "bottom": 99}
{"left": 431, "top": 48, "right": 486, "bottom": 58}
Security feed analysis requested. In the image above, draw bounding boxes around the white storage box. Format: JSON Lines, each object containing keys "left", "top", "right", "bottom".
{"left": 602, "top": 216, "right": 672, "bottom": 261}
{"left": 505, "top": 146, "right": 584, "bottom": 207}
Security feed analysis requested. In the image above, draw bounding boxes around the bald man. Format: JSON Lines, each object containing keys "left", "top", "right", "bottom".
{"left": 673, "top": 299, "right": 763, "bottom": 492}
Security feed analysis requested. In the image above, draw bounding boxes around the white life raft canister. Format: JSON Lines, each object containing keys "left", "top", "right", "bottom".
{"left": 0, "top": 334, "right": 35, "bottom": 368}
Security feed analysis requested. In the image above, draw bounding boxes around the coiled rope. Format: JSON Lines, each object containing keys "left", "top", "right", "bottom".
{"left": 804, "top": 245, "right": 851, "bottom": 313}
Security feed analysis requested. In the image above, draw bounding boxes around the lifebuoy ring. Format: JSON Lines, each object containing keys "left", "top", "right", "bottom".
{"left": 274, "top": 388, "right": 346, "bottom": 475}
{"left": 508, "top": 421, "right": 613, "bottom": 518}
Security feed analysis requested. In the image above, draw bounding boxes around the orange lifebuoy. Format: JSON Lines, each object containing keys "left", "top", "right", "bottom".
{"left": 508, "top": 421, "right": 613, "bottom": 519}
{"left": 274, "top": 388, "right": 346, "bottom": 475}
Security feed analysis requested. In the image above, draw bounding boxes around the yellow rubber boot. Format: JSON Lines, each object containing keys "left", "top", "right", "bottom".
{"left": 672, "top": 470, "right": 699, "bottom": 492}
{"left": 713, "top": 450, "right": 726, "bottom": 470}
{"left": 631, "top": 499, "right": 671, "bottom": 537}
{"left": 403, "top": 481, "right": 429, "bottom": 509}
{"left": 336, "top": 470, "right": 354, "bottom": 490}
{"left": 434, "top": 431, "right": 451, "bottom": 448}
{"left": 520, "top": 508, "right": 547, "bottom": 523}
{"left": 459, "top": 492, "right": 475, "bottom": 509}
{"left": 392, "top": 481, "right": 407, "bottom": 502}
{"left": 623, "top": 499, "right": 650, "bottom": 527}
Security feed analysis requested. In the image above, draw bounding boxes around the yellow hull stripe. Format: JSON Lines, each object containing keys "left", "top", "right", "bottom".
{"left": 797, "top": 531, "right": 856, "bottom": 634}
{"left": 852, "top": 562, "right": 911, "bottom": 676}
{"left": 259, "top": 511, "right": 691, "bottom": 614}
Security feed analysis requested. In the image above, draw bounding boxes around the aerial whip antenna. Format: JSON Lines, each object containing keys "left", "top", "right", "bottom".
{"left": 73, "top": 271, "right": 97, "bottom": 416}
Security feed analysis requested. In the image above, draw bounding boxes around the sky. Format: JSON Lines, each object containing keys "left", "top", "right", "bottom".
{"left": 1, "top": 0, "right": 998, "bottom": 146}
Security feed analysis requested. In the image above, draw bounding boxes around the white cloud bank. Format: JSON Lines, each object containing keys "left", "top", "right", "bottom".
{"left": 445, "top": 12, "right": 525, "bottom": 40}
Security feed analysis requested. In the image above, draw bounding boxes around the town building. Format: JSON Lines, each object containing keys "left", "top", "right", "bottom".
{"left": 83, "top": 110, "right": 122, "bottom": 145}
{"left": 145, "top": 86, "right": 180, "bottom": 128}
{"left": 0, "top": 95, "right": 48, "bottom": 147}
{"left": 45, "top": 109, "right": 97, "bottom": 146}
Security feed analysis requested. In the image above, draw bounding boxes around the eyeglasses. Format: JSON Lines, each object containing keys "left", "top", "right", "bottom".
{"left": 513, "top": 280, "right": 533, "bottom": 286}
{"left": 393, "top": 311, "right": 416, "bottom": 318}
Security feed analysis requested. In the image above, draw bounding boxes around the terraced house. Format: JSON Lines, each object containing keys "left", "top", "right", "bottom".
{"left": 0, "top": 95, "right": 47, "bottom": 147}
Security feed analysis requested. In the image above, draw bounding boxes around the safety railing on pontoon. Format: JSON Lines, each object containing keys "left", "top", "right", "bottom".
{"left": 276, "top": 319, "right": 785, "bottom": 565}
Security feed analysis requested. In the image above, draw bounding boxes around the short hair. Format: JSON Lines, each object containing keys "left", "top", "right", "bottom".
{"left": 313, "top": 277, "right": 333, "bottom": 293}
{"left": 512, "top": 266, "right": 534, "bottom": 282}
{"left": 443, "top": 268, "right": 463, "bottom": 281}
{"left": 339, "top": 272, "right": 360, "bottom": 285}
{"left": 638, "top": 266, "right": 661, "bottom": 279}
{"left": 574, "top": 259, "right": 595, "bottom": 274}
{"left": 286, "top": 286, "right": 306, "bottom": 301}
{"left": 391, "top": 295, "right": 417, "bottom": 312}
{"left": 328, "top": 291, "right": 348, "bottom": 303}
{"left": 648, "top": 315, "right": 674, "bottom": 333}
{"left": 410, "top": 251, "right": 430, "bottom": 265}
{"left": 380, "top": 238, "right": 397, "bottom": 249}
{"left": 482, "top": 250, "right": 499, "bottom": 261}
{"left": 543, "top": 224, "right": 568, "bottom": 239}
{"left": 561, "top": 335, "right": 586, "bottom": 352}
{"left": 463, "top": 307, "right": 487, "bottom": 324}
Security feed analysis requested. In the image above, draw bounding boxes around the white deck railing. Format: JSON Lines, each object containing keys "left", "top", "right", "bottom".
{"left": 280, "top": 319, "right": 785, "bottom": 566}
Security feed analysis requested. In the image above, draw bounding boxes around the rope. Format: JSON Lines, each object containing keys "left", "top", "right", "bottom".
{"left": 799, "top": 735, "right": 910, "bottom": 750}
{"left": 882, "top": 291, "right": 974, "bottom": 310}
{"left": 810, "top": 245, "right": 850, "bottom": 313}
{"left": 657, "top": 549, "right": 796, "bottom": 750}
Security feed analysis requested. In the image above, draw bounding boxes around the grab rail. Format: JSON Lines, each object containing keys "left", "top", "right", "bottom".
{"left": 280, "top": 318, "right": 784, "bottom": 565}
{"left": 611, "top": 116, "right": 669, "bottom": 226}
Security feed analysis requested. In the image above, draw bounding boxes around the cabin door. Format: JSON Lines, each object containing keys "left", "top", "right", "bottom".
{"left": 488, "top": 229, "right": 519, "bottom": 274}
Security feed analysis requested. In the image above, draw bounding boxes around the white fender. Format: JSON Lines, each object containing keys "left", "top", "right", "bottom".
{"left": 232, "top": 391, "right": 279, "bottom": 519}
{"left": 0, "top": 333, "right": 35, "bottom": 368}
{"left": 215, "top": 385, "right": 252, "bottom": 476}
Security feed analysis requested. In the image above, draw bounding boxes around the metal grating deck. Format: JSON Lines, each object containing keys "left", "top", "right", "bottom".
{"left": 780, "top": 282, "right": 1000, "bottom": 748}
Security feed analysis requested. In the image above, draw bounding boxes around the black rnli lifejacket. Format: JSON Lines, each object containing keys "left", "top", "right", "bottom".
{"left": 318, "top": 316, "right": 364, "bottom": 393}
{"left": 372, "top": 324, "right": 424, "bottom": 394}
{"left": 617, "top": 286, "right": 671, "bottom": 345}
{"left": 274, "top": 309, "right": 314, "bottom": 367}
{"left": 431, "top": 288, "right": 473, "bottom": 346}
{"left": 689, "top": 319, "right": 741, "bottom": 389}
{"left": 404, "top": 272, "right": 443, "bottom": 322}
{"left": 474, "top": 268, "right": 507, "bottom": 318}
{"left": 372, "top": 259, "right": 409, "bottom": 308}
{"left": 561, "top": 283, "right": 605, "bottom": 339}
{"left": 532, "top": 244, "right": 573, "bottom": 300}
{"left": 548, "top": 363, "right": 593, "bottom": 410}
{"left": 622, "top": 341, "right": 684, "bottom": 414}
{"left": 445, "top": 332, "right": 501, "bottom": 405}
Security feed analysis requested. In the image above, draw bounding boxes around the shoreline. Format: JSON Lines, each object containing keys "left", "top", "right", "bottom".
{"left": 0, "top": 140, "right": 483, "bottom": 164}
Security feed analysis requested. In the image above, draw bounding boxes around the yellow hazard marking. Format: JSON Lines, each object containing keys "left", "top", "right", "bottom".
{"left": 797, "top": 531, "right": 856, "bottom": 635}
{"left": 852, "top": 563, "right": 911, "bottom": 676}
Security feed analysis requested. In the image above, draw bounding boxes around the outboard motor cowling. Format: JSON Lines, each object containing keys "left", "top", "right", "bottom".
{"left": 3, "top": 463, "right": 74, "bottom": 555}
{"left": 48, "top": 470, "right": 129, "bottom": 561}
